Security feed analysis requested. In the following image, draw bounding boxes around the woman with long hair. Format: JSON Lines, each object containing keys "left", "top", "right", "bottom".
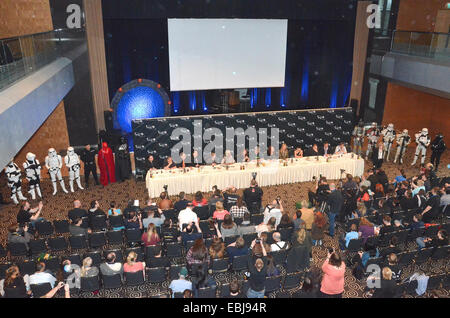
{"left": 186, "top": 238, "right": 210, "bottom": 269}
{"left": 209, "top": 237, "right": 226, "bottom": 259}
{"left": 286, "top": 226, "right": 312, "bottom": 273}
{"left": 192, "top": 191, "right": 207, "bottom": 207}
{"left": 190, "top": 263, "right": 216, "bottom": 297}
{"left": 220, "top": 214, "right": 238, "bottom": 238}
{"left": 123, "top": 251, "right": 146, "bottom": 279}
{"left": 247, "top": 240, "right": 268, "bottom": 298}
{"left": 0, "top": 266, "right": 30, "bottom": 298}
{"left": 141, "top": 223, "right": 161, "bottom": 247}
{"left": 277, "top": 213, "right": 294, "bottom": 230}
{"left": 279, "top": 143, "right": 289, "bottom": 160}
{"left": 320, "top": 250, "right": 345, "bottom": 298}
{"left": 266, "top": 255, "right": 280, "bottom": 277}
{"left": 212, "top": 201, "right": 230, "bottom": 221}
{"left": 80, "top": 257, "right": 99, "bottom": 278}
{"left": 311, "top": 212, "right": 327, "bottom": 246}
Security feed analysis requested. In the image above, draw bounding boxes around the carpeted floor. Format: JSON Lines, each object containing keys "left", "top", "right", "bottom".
{"left": 0, "top": 150, "right": 449, "bottom": 298}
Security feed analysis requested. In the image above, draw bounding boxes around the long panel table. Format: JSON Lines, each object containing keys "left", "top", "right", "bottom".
{"left": 145, "top": 153, "right": 364, "bottom": 198}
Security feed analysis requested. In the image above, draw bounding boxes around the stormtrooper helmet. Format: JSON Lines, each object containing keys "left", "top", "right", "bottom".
{"left": 387, "top": 123, "right": 394, "bottom": 131}
{"left": 67, "top": 147, "right": 75, "bottom": 156}
{"left": 26, "top": 153, "right": 36, "bottom": 162}
{"left": 421, "top": 128, "right": 428, "bottom": 135}
{"left": 7, "top": 159, "right": 14, "bottom": 168}
{"left": 48, "top": 148, "right": 57, "bottom": 158}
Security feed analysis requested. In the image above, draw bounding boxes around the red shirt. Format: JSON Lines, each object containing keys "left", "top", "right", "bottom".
{"left": 141, "top": 232, "right": 160, "bottom": 247}
{"left": 213, "top": 210, "right": 230, "bottom": 221}
{"left": 192, "top": 199, "right": 207, "bottom": 207}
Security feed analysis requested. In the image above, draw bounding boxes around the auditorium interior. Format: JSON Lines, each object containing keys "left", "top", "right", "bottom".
{"left": 0, "top": 0, "right": 449, "bottom": 300}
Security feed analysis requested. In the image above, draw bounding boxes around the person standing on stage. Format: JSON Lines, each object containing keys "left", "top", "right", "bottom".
{"left": 81, "top": 145, "right": 99, "bottom": 188}
{"left": 115, "top": 136, "right": 132, "bottom": 182}
{"left": 430, "top": 133, "right": 446, "bottom": 171}
{"left": 97, "top": 142, "right": 116, "bottom": 186}
{"left": 372, "top": 143, "right": 384, "bottom": 169}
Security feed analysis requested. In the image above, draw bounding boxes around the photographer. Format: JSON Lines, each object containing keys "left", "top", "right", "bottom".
{"left": 309, "top": 177, "right": 330, "bottom": 211}
{"left": 17, "top": 201, "right": 44, "bottom": 228}
{"left": 243, "top": 179, "right": 264, "bottom": 214}
{"left": 263, "top": 198, "right": 284, "bottom": 227}
{"left": 158, "top": 191, "right": 173, "bottom": 210}
{"left": 7, "top": 223, "right": 33, "bottom": 249}
{"left": 126, "top": 211, "right": 143, "bottom": 230}
{"left": 246, "top": 239, "right": 268, "bottom": 298}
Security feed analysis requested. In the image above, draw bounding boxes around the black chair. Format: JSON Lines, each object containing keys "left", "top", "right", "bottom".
{"left": 126, "top": 228, "right": 142, "bottom": 245}
{"left": 270, "top": 250, "right": 287, "bottom": 265}
{"left": 424, "top": 225, "right": 439, "bottom": 238}
{"left": 185, "top": 240, "right": 196, "bottom": 251}
{"left": 232, "top": 254, "right": 249, "bottom": 271}
{"left": 430, "top": 245, "right": 449, "bottom": 261}
{"left": 278, "top": 227, "right": 293, "bottom": 242}
{"left": 415, "top": 248, "right": 433, "bottom": 265}
{"left": 29, "top": 239, "right": 47, "bottom": 256}
{"left": 283, "top": 272, "right": 303, "bottom": 290}
{"left": 147, "top": 267, "right": 167, "bottom": 283}
{"left": 243, "top": 233, "right": 258, "bottom": 247}
{"left": 47, "top": 237, "right": 68, "bottom": 252}
{"left": 241, "top": 280, "right": 249, "bottom": 295}
{"left": 18, "top": 260, "right": 36, "bottom": 276}
{"left": 66, "top": 254, "right": 82, "bottom": 267}
{"left": 44, "top": 257, "right": 60, "bottom": 273}
{"left": 107, "top": 230, "right": 124, "bottom": 245}
{"left": 0, "top": 263, "right": 12, "bottom": 280}
{"left": 250, "top": 214, "right": 264, "bottom": 225}
{"left": 91, "top": 215, "right": 107, "bottom": 231}
{"left": 80, "top": 275, "right": 100, "bottom": 292}
{"left": 347, "top": 238, "right": 362, "bottom": 252}
{"left": 224, "top": 235, "right": 239, "bottom": 246}
{"left": 277, "top": 291, "right": 291, "bottom": 298}
{"left": 30, "top": 283, "right": 52, "bottom": 298}
{"left": 7, "top": 242, "right": 28, "bottom": 257}
{"left": 194, "top": 206, "right": 210, "bottom": 221}
{"left": 396, "top": 230, "right": 409, "bottom": 249}
{"left": 173, "top": 292, "right": 184, "bottom": 298}
{"left": 102, "top": 273, "right": 123, "bottom": 289}
{"left": 109, "top": 215, "right": 125, "bottom": 229}
{"left": 265, "top": 275, "right": 282, "bottom": 293}
{"left": 53, "top": 220, "right": 70, "bottom": 234}
{"left": 169, "top": 264, "right": 185, "bottom": 280}
{"left": 89, "top": 232, "right": 107, "bottom": 249}
{"left": 166, "top": 242, "right": 183, "bottom": 258}
{"left": 35, "top": 221, "right": 54, "bottom": 236}
{"left": 398, "top": 251, "right": 416, "bottom": 267}
{"left": 427, "top": 274, "right": 443, "bottom": 290}
{"left": 204, "top": 237, "right": 214, "bottom": 248}
{"left": 234, "top": 217, "right": 243, "bottom": 226}
{"left": 125, "top": 270, "right": 145, "bottom": 286}
{"left": 211, "top": 258, "right": 229, "bottom": 273}
{"left": 162, "top": 209, "right": 178, "bottom": 223}
{"left": 443, "top": 274, "right": 450, "bottom": 289}
{"left": 198, "top": 286, "right": 217, "bottom": 298}
{"left": 85, "top": 251, "right": 102, "bottom": 267}
{"left": 103, "top": 249, "right": 124, "bottom": 262}
{"left": 69, "top": 235, "right": 88, "bottom": 250}
{"left": 408, "top": 227, "right": 425, "bottom": 242}
{"left": 0, "top": 244, "right": 6, "bottom": 258}
{"left": 219, "top": 283, "right": 230, "bottom": 297}
{"left": 145, "top": 245, "right": 162, "bottom": 258}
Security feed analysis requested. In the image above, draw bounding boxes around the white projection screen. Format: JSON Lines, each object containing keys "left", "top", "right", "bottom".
{"left": 168, "top": 19, "right": 288, "bottom": 91}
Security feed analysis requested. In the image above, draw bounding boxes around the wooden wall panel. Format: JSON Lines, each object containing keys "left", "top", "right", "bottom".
{"left": 383, "top": 83, "right": 450, "bottom": 141}
{"left": 13, "top": 101, "right": 71, "bottom": 178}
{"left": 396, "top": 0, "right": 448, "bottom": 32}
{"left": 0, "top": 0, "right": 53, "bottom": 39}
{"left": 84, "top": 0, "right": 110, "bottom": 132}
{"left": 349, "top": 1, "right": 372, "bottom": 116}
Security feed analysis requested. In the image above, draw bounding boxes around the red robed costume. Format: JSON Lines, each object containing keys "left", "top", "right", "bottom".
{"left": 98, "top": 142, "right": 116, "bottom": 186}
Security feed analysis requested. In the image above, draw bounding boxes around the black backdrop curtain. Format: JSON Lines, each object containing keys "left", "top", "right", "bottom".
{"left": 103, "top": 18, "right": 355, "bottom": 115}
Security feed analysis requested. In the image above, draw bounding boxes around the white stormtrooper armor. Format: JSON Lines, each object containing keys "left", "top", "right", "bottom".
{"left": 411, "top": 128, "right": 431, "bottom": 166}
{"left": 394, "top": 129, "right": 411, "bottom": 164}
{"left": 23, "top": 153, "right": 42, "bottom": 200}
{"left": 5, "top": 160, "right": 27, "bottom": 204}
{"left": 352, "top": 120, "right": 365, "bottom": 156}
{"left": 366, "top": 122, "right": 380, "bottom": 158}
{"left": 381, "top": 123, "right": 396, "bottom": 161}
{"left": 45, "top": 148, "right": 68, "bottom": 195}
{"left": 64, "top": 147, "right": 84, "bottom": 192}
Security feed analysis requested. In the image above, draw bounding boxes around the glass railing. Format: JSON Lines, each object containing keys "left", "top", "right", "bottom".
{"left": 391, "top": 30, "right": 450, "bottom": 61}
{"left": 0, "top": 29, "right": 86, "bottom": 91}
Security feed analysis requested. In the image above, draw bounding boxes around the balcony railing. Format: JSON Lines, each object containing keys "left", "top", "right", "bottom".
{"left": 390, "top": 30, "right": 450, "bottom": 61}
{"left": 0, "top": 29, "right": 85, "bottom": 91}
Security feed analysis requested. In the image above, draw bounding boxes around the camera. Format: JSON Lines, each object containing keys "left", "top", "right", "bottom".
{"left": 252, "top": 172, "right": 257, "bottom": 180}
{"left": 163, "top": 185, "right": 168, "bottom": 192}
{"left": 255, "top": 238, "right": 261, "bottom": 244}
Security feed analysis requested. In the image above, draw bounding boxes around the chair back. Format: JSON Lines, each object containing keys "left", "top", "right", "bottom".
{"left": 102, "top": 273, "right": 122, "bottom": 289}
{"left": 30, "top": 283, "right": 52, "bottom": 298}
{"left": 80, "top": 275, "right": 100, "bottom": 292}
{"left": 125, "top": 270, "right": 145, "bottom": 286}
{"left": 69, "top": 235, "right": 88, "bottom": 250}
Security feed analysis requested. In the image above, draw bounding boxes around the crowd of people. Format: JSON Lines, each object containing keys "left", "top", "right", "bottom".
{"left": 1, "top": 158, "right": 449, "bottom": 298}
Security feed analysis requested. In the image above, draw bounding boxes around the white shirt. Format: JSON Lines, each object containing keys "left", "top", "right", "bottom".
{"left": 178, "top": 207, "right": 198, "bottom": 230}
{"left": 335, "top": 145, "right": 347, "bottom": 155}
{"left": 378, "top": 148, "right": 383, "bottom": 159}
{"left": 263, "top": 206, "right": 282, "bottom": 227}
{"left": 29, "top": 272, "right": 57, "bottom": 288}
{"left": 270, "top": 241, "right": 288, "bottom": 252}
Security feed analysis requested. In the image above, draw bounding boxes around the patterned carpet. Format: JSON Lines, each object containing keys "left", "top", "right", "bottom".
{"left": 0, "top": 150, "right": 449, "bottom": 298}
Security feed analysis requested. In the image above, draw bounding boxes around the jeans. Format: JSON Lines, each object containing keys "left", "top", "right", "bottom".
{"left": 416, "top": 237, "right": 426, "bottom": 250}
{"left": 312, "top": 239, "right": 322, "bottom": 246}
{"left": 247, "top": 288, "right": 265, "bottom": 298}
{"left": 328, "top": 212, "right": 337, "bottom": 237}
{"left": 30, "top": 217, "right": 45, "bottom": 227}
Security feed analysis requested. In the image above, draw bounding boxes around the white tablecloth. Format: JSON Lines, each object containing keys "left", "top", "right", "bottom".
{"left": 145, "top": 153, "right": 365, "bottom": 198}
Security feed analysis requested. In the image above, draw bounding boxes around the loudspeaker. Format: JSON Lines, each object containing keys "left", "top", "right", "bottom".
{"left": 104, "top": 110, "right": 114, "bottom": 132}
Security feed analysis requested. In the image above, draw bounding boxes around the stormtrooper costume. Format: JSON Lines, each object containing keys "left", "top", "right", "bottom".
{"left": 411, "top": 128, "right": 431, "bottom": 166}
{"left": 23, "top": 153, "right": 42, "bottom": 200}
{"left": 393, "top": 129, "right": 411, "bottom": 164}
{"left": 5, "top": 161, "right": 27, "bottom": 204}
{"left": 45, "top": 148, "right": 68, "bottom": 195}
{"left": 381, "top": 123, "right": 396, "bottom": 162}
{"left": 365, "top": 122, "right": 380, "bottom": 158}
{"left": 65, "top": 147, "right": 84, "bottom": 192}
{"left": 352, "top": 120, "right": 365, "bottom": 156}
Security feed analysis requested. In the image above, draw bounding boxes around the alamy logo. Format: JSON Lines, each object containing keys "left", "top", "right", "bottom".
{"left": 66, "top": 4, "right": 82, "bottom": 29}
{"left": 366, "top": 4, "right": 381, "bottom": 29}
